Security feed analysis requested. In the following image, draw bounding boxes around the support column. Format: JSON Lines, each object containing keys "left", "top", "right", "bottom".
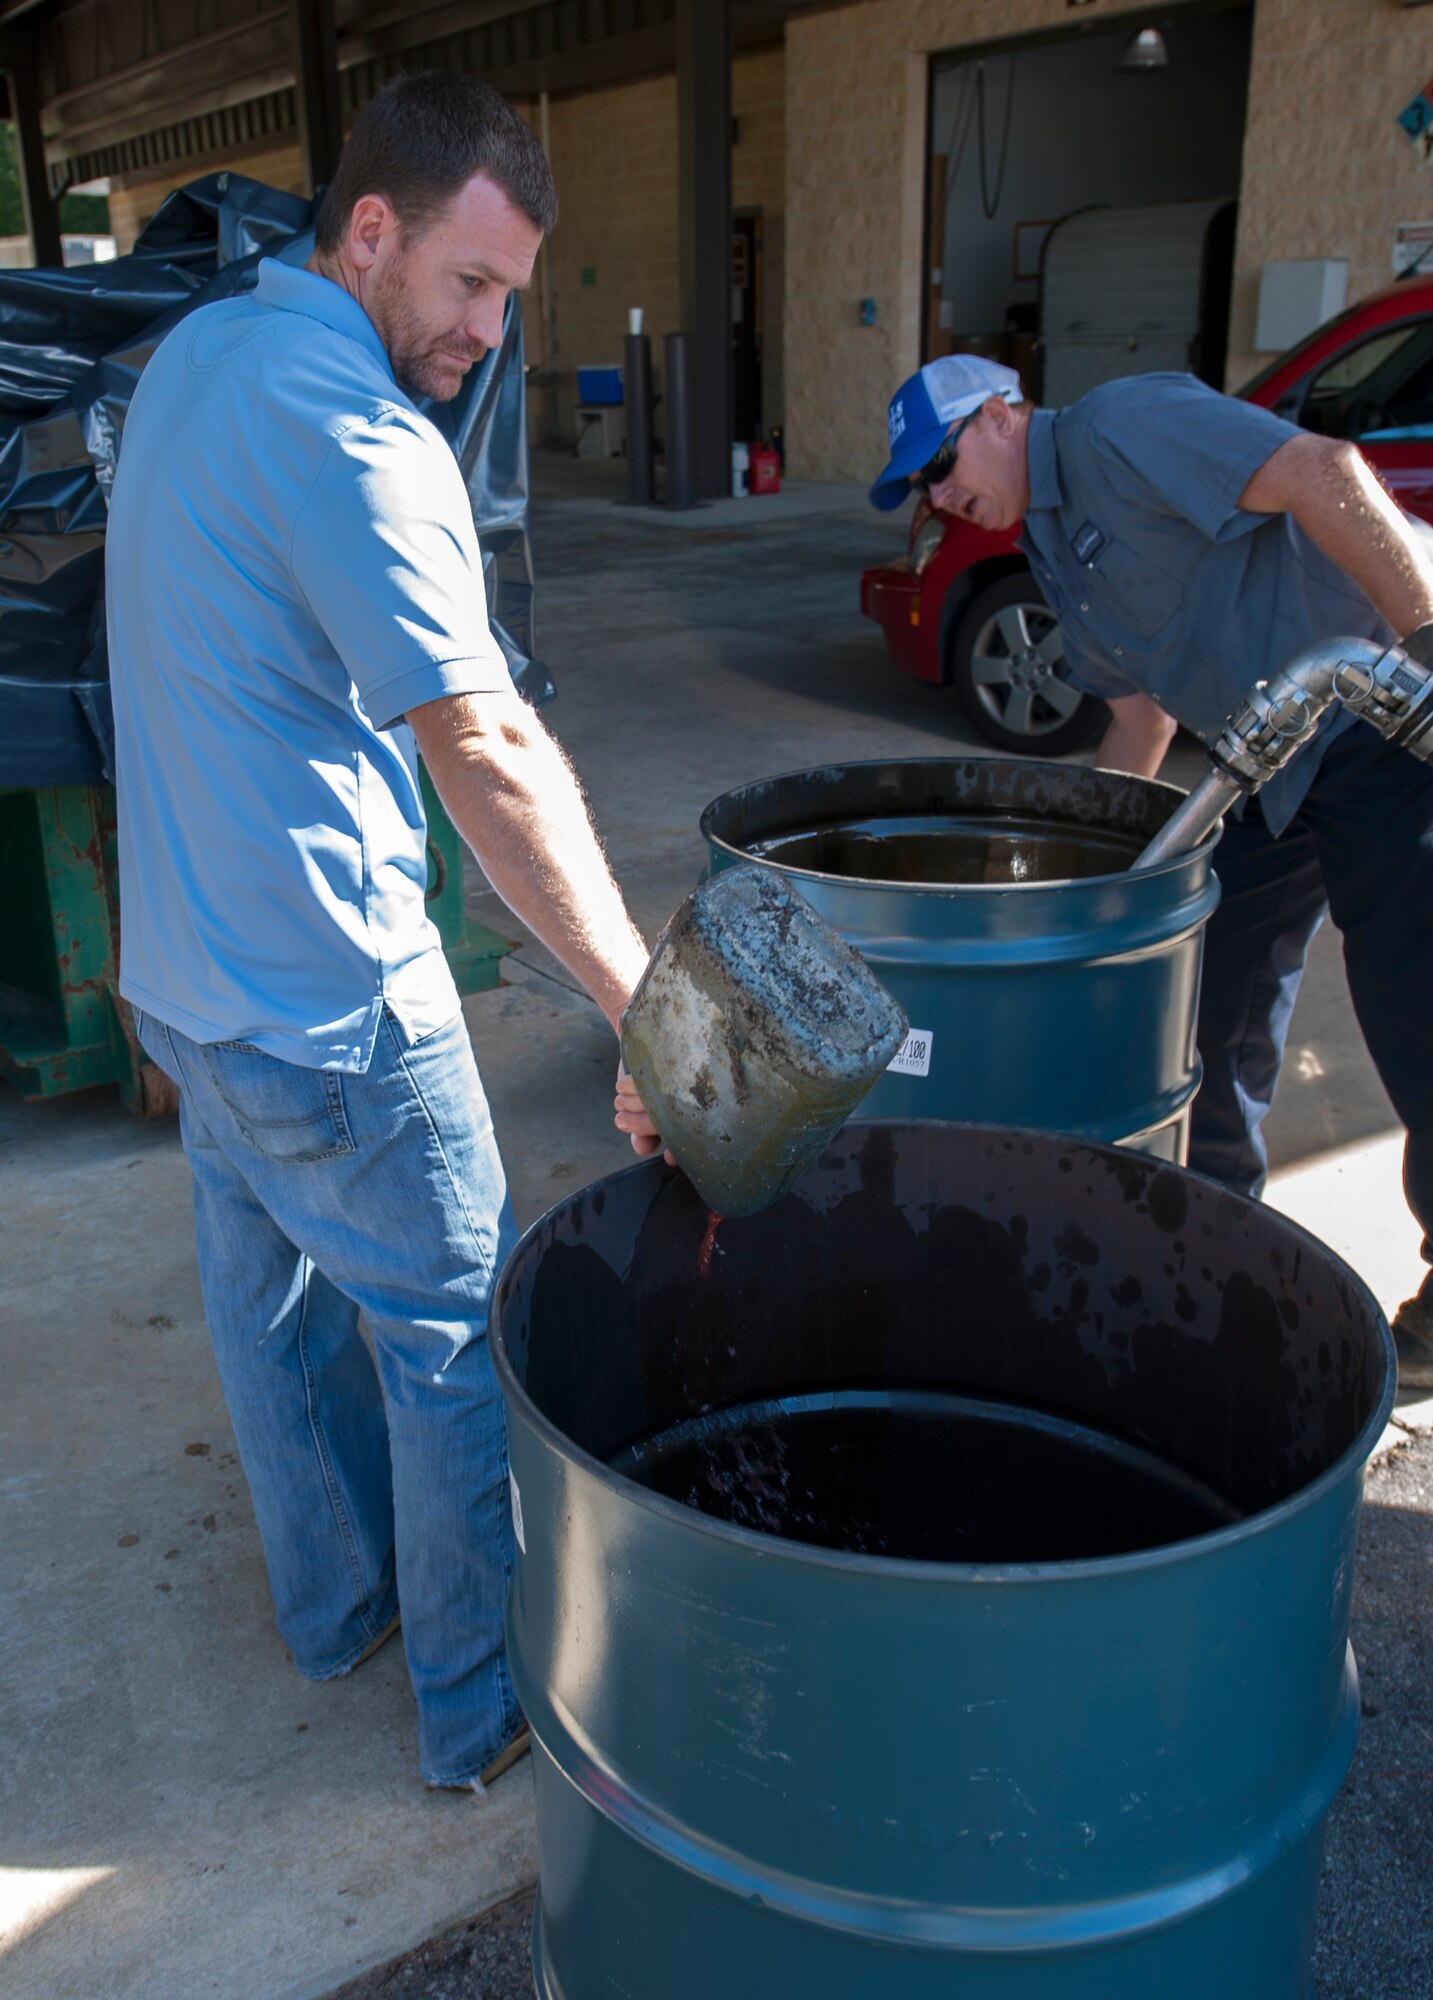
{"left": 4, "top": 46, "right": 63, "bottom": 269}
{"left": 289, "top": 0, "right": 343, "bottom": 195}
{"left": 675, "top": 0, "right": 731, "bottom": 501}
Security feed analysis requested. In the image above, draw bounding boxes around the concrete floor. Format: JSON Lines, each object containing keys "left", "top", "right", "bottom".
{"left": 2, "top": 452, "right": 1430, "bottom": 1999}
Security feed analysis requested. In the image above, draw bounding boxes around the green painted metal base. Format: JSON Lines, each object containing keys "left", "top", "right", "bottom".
{"left": 0, "top": 784, "right": 149, "bottom": 1108}
{"left": 418, "top": 763, "right": 512, "bottom": 997}
{"left": 0, "top": 773, "right": 510, "bottom": 1112}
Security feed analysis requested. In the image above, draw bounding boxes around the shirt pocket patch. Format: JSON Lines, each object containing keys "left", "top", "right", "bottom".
{"left": 1085, "top": 537, "right": 1185, "bottom": 639}
{"left": 201, "top": 1042, "right": 355, "bottom": 1163}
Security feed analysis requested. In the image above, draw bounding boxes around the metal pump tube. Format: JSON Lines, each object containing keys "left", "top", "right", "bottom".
{"left": 1132, "top": 635, "right": 1433, "bottom": 870}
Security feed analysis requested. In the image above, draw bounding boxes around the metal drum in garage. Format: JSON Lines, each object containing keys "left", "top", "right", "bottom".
{"left": 492, "top": 1121, "right": 1394, "bottom": 2000}
{"left": 701, "top": 758, "right": 1220, "bottom": 1160}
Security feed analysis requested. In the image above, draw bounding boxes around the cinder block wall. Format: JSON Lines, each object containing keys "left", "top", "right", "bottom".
{"left": 785, "top": 0, "right": 1433, "bottom": 483}
{"left": 1227, "top": 0, "right": 1433, "bottom": 391}
{"left": 538, "top": 72, "right": 681, "bottom": 412}
{"left": 538, "top": 46, "right": 787, "bottom": 441}
{"left": 101, "top": 51, "right": 789, "bottom": 449}
{"left": 107, "top": 145, "right": 307, "bottom": 254}
{"left": 784, "top": 0, "right": 1132, "bottom": 483}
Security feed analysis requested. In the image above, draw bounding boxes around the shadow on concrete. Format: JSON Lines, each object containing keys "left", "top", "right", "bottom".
{"left": 323, "top": 1886, "right": 535, "bottom": 2000}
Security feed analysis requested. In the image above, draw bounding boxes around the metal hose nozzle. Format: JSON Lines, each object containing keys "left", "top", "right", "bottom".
{"left": 1130, "top": 636, "right": 1433, "bottom": 871}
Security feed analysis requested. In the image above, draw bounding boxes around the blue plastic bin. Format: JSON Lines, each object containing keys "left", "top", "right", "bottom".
{"left": 577, "top": 365, "right": 624, "bottom": 405}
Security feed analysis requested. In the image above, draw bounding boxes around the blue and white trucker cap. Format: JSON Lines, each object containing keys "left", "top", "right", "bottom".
{"left": 868, "top": 355, "right": 1023, "bottom": 511}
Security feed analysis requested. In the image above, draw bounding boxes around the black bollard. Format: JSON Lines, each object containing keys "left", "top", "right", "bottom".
{"left": 624, "top": 333, "right": 655, "bottom": 507}
{"left": 664, "top": 331, "right": 696, "bottom": 512}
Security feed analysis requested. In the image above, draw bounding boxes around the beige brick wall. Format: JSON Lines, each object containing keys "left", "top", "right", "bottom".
{"left": 735, "top": 48, "right": 788, "bottom": 437}
{"left": 538, "top": 47, "right": 787, "bottom": 439}
{"left": 786, "top": 0, "right": 1433, "bottom": 482}
{"left": 734, "top": 45, "right": 788, "bottom": 215}
{"left": 108, "top": 144, "right": 306, "bottom": 254}
{"left": 785, "top": 0, "right": 1167, "bottom": 483}
{"left": 1228, "top": 0, "right": 1433, "bottom": 390}
{"left": 539, "top": 72, "right": 681, "bottom": 416}
{"left": 101, "top": 54, "right": 790, "bottom": 443}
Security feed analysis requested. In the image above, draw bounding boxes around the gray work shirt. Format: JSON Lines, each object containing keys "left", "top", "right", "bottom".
{"left": 1019, "top": 374, "right": 1390, "bottom": 835}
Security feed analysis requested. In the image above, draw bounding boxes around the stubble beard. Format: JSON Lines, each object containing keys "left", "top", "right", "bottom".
{"left": 370, "top": 262, "right": 483, "bottom": 405}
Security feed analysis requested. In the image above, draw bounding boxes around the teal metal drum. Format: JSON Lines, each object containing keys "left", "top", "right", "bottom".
{"left": 701, "top": 759, "right": 1220, "bottom": 1160}
{"left": 492, "top": 1122, "right": 1394, "bottom": 2000}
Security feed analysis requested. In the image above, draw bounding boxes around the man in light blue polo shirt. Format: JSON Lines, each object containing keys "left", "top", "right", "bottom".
{"left": 108, "top": 75, "right": 660, "bottom": 1791}
{"left": 870, "top": 355, "right": 1433, "bottom": 1393}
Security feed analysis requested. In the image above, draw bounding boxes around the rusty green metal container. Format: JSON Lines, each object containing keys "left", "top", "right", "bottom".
{"left": 0, "top": 772, "right": 508, "bottom": 1110}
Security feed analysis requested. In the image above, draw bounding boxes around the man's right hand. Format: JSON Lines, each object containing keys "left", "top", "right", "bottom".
{"left": 614, "top": 1064, "right": 672, "bottom": 1161}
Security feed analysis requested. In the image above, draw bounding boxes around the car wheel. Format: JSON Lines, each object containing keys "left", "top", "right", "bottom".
{"left": 947, "top": 571, "right": 1107, "bottom": 756}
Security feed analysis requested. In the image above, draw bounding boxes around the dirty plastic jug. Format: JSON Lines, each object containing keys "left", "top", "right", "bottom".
{"left": 619, "top": 863, "right": 908, "bottom": 1216}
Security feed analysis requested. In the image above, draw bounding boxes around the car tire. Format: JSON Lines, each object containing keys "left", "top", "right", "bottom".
{"left": 947, "top": 571, "right": 1107, "bottom": 756}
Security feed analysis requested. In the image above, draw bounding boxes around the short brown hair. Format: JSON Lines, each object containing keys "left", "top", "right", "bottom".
{"left": 314, "top": 73, "right": 557, "bottom": 253}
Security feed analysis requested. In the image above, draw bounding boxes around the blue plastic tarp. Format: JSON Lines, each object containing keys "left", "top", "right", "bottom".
{"left": 0, "top": 171, "right": 549, "bottom": 788}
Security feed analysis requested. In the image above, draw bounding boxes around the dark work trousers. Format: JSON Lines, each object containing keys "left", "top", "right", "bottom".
{"left": 1188, "top": 722, "right": 1433, "bottom": 1268}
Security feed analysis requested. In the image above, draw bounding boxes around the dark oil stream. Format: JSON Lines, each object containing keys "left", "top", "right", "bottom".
{"left": 609, "top": 1390, "right": 1243, "bottom": 1562}
{"left": 746, "top": 813, "right": 1143, "bottom": 886}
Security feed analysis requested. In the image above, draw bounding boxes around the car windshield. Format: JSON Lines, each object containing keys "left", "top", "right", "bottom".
{"left": 1233, "top": 302, "right": 1364, "bottom": 401}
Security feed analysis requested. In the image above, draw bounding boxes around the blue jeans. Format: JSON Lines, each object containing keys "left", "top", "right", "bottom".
{"left": 134, "top": 1004, "right": 521, "bottom": 1786}
{"left": 1189, "top": 723, "right": 1433, "bottom": 1266}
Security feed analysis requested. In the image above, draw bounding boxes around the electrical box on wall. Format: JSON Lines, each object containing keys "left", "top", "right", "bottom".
{"left": 1254, "top": 259, "right": 1349, "bottom": 353}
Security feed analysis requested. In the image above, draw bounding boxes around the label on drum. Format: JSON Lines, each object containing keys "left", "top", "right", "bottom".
{"left": 509, "top": 1468, "right": 527, "bottom": 1555}
{"left": 888, "top": 1029, "right": 933, "bottom": 1078}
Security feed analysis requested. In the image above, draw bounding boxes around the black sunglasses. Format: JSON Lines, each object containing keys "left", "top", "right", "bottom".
{"left": 911, "top": 410, "right": 976, "bottom": 494}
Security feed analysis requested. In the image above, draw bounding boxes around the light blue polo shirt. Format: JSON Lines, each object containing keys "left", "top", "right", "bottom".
{"left": 1019, "top": 375, "right": 1390, "bottom": 835}
{"left": 108, "top": 254, "right": 510, "bottom": 1070}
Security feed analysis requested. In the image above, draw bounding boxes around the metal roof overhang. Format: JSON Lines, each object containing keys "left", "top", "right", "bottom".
{"left": 5, "top": 0, "right": 828, "bottom": 189}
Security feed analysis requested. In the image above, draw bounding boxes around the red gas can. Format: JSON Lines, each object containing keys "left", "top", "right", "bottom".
{"left": 748, "top": 442, "right": 781, "bottom": 495}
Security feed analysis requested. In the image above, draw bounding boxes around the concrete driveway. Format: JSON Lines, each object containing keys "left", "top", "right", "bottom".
{"left": 2, "top": 452, "right": 1428, "bottom": 1999}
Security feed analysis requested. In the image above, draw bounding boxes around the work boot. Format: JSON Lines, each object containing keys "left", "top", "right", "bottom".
{"left": 427, "top": 1722, "right": 532, "bottom": 1798}
{"left": 350, "top": 1610, "right": 401, "bottom": 1670}
{"left": 1391, "top": 1271, "right": 1433, "bottom": 1403}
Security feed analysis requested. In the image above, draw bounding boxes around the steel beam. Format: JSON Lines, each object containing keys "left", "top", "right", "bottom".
{"left": 675, "top": 0, "right": 731, "bottom": 500}
{"left": 290, "top": 0, "right": 342, "bottom": 192}
{"left": 6, "top": 35, "right": 62, "bottom": 266}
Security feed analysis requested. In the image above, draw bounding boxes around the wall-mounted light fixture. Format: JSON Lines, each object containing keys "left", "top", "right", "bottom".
{"left": 1117, "top": 27, "right": 1170, "bottom": 70}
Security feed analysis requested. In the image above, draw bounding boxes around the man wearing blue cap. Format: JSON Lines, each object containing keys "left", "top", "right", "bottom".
{"left": 871, "top": 355, "right": 1433, "bottom": 1393}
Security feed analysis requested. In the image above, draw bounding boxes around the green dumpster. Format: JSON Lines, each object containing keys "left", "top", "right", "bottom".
{"left": 0, "top": 774, "right": 510, "bottom": 1114}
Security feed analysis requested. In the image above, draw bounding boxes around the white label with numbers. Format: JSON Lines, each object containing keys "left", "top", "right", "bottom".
{"left": 888, "top": 1029, "right": 933, "bottom": 1078}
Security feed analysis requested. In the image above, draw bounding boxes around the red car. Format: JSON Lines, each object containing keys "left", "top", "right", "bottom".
{"left": 860, "top": 276, "right": 1433, "bottom": 755}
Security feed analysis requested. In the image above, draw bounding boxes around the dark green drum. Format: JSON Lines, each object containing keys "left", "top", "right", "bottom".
{"left": 702, "top": 759, "right": 1220, "bottom": 1159}
{"left": 492, "top": 1123, "right": 1393, "bottom": 2000}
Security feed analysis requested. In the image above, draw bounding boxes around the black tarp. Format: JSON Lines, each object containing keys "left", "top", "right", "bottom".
{"left": 0, "top": 171, "right": 550, "bottom": 788}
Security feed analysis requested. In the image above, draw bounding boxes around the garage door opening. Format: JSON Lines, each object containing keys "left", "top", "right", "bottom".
{"left": 925, "top": 1, "right": 1254, "bottom": 402}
